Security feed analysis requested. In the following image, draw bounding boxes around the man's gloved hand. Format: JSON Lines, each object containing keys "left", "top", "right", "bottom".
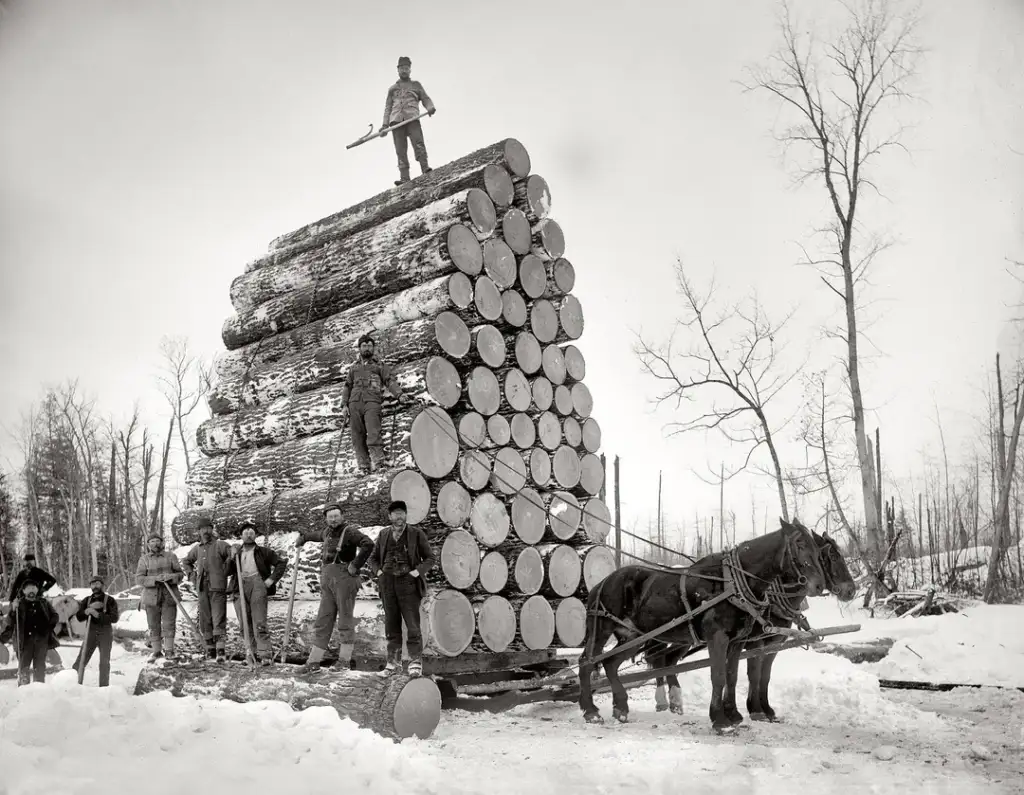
{"left": 427, "top": 107, "right": 436, "bottom": 116}
{"left": 398, "top": 394, "right": 413, "bottom": 405}
{"left": 85, "top": 607, "right": 100, "bottom": 619}
{"left": 409, "top": 569, "right": 420, "bottom": 578}
{"left": 379, "top": 127, "right": 389, "bottom": 138}
{"left": 340, "top": 406, "right": 350, "bottom": 421}
{"left": 347, "top": 563, "right": 359, "bottom": 577}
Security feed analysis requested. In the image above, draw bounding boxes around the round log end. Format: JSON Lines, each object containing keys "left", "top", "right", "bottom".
{"left": 438, "top": 480, "right": 472, "bottom": 527}
{"left": 537, "top": 410, "right": 562, "bottom": 450}
{"left": 470, "top": 492, "right": 510, "bottom": 547}
{"left": 583, "top": 544, "right": 617, "bottom": 589}
{"left": 514, "top": 546, "right": 544, "bottom": 594}
{"left": 546, "top": 544, "right": 582, "bottom": 597}
{"left": 523, "top": 174, "right": 552, "bottom": 220}
{"left": 486, "top": 413, "right": 511, "bottom": 446}
{"left": 501, "top": 290, "right": 528, "bottom": 328}
{"left": 467, "top": 365, "right": 501, "bottom": 416}
{"left": 518, "top": 254, "right": 547, "bottom": 299}
{"left": 559, "top": 295, "right": 584, "bottom": 340}
{"left": 552, "top": 445, "right": 582, "bottom": 489}
{"left": 530, "top": 300, "right": 559, "bottom": 344}
{"left": 510, "top": 412, "right": 537, "bottom": 449}
{"left": 491, "top": 446, "right": 527, "bottom": 495}
{"left": 483, "top": 164, "right": 515, "bottom": 208}
{"left": 534, "top": 219, "right": 566, "bottom": 260}
{"left": 519, "top": 595, "right": 554, "bottom": 650}
{"left": 410, "top": 406, "right": 459, "bottom": 478}
{"left": 554, "top": 384, "right": 574, "bottom": 416}
{"left": 476, "top": 595, "right": 517, "bottom": 653}
{"left": 447, "top": 271, "right": 474, "bottom": 309}
{"left": 458, "top": 411, "right": 487, "bottom": 448}
{"left": 503, "top": 368, "right": 532, "bottom": 412}
{"left": 459, "top": 448, "right": 492, "bottom": 490}
{"left": 425, "top": 356, "right": 463, "bottom": 409}
{"left": 501, "top": 208, "right": 532, "bottom": 256}
{"left": 562, "top": 416, "right": 582, "bottom": 448}
{"left": 562, "top": 344, "right": 586, "bottom": 381}
{"left": 528, "top": 448, "right": 551, "bottom": 487}
{"left": 466, "top": 187, "right": 497, "bottom": 237}
{"left": 392, "top": 676, "right": 443, "bottom": 740}
{"left": 390, "top": 469, "right": 431, "bottom": 525}
{"left": 511, "top": 486, "right": 545, "bottom": 544}
{"left": 581, "top": 417, "right": 602, "bottom": 453}
{"left": 571, "top": 382, "right": 594, "bottom": 418}
{"left": 503, "top": 139, "right": 532, "bottom": 179}
{"left": 531, "top": 376, "right": 553, "bottom": 411}
{"left": 482, "top": 239, "right": 517, "bottom": 289}
{"left": 473, "top": 276, "right": 503, "bottom": 322}
{"left": 447, "top": 224, "right": 484, "bottom": 276}
{"left": 552, "top": 258, "right": 576, "bottom": 294}
{"left": 548, "top": 491, "right": 582, "bottom": 540}
{"left": 479, "top": 550, "right": 509, "bottom": 593}
{"left": 441, "top": 530, "right": 482, "bottom": 589}
{"left": 582, "top": 498, "right": 612, "bottom": 543}
{"left": 474, "top": 324, "right": 507, "bottom": 368}
{"left": 435, "top": 311, "right": 471, "bottom": 359}
{"left": 554, "top": 597, "right": 586, "bottom": 647}
{"left": 422, "top": 589, "right": 476, "bottom": 656}
{"left": 514, "top": 331, "right": 542, "bottom": 374}
{"left": 579, "top": 453, "right": 604, "bottom": 496}
{"left": 541, "top": 344, "right": 567, "bottom": 385}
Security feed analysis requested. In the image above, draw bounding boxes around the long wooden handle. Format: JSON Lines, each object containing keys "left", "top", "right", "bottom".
{"left": 162, "top": 581, "right": 203, "bottom": 642}
{"left": 345, "top": 110, "right": 432, "bottom": 150}
{"left": 77, "top": 616, "right": 91, "bottom": 682}
{"left": 277, "top": 548, "right": 301, "bottom": 662}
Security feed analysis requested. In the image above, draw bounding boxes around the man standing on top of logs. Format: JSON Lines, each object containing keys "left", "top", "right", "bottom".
{"left": 368, "top": 500, "right": 434, "bottom": 678}
{"left": 8, "top": 552, "right": 57, "bottom": 601}
{"left": 181, "top": 518, "right": 234, "bottom": 662}
{"left": 136, "top": 533, "right": 185, "bottom": 662}
{"left": 72, "top": 574, "right": 119, "bottom": 687}
{"left": 226, "top": 522, "right": 288, "bottom": 666}
{"left": 379, "top": 55, "right": 436, "bottom": 186}
{"left": 296, "top": 503, "right": 375, "bottom": 673}
{"left": 341, "top": 333, "right": 414, "bottom": 475}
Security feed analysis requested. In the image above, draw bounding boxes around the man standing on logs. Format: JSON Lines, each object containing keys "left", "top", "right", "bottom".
{"left": 72, "top": 575, "right": 119, "bottom": 687}
{"left": 379, "top": 55, "right": 436, "bottom": 186}
{"left": 368, "top": 500, "right": 434, "bottom": 678}
{"left": 227, "top": 522, "right": 288, "bottom": 666}
{"left": 181, "top": 518, "right": 234, "bottom": 662}
{"left": 341, "top": 334, "right": 414, "bottom": 475}
{"left": 8, "top": 552, "right": 57, "bottom": 602}
{"left": 296, "top": 503, "right": 375, "bottom": 673}
{"left": 135, "top": 533, "right": 185, "bottom": 663}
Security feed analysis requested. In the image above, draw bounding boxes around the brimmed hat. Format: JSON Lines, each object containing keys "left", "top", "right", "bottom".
{"left": 397, "top": 56, "right": 411, "bottom": 67}
{"left": 357, "top": 333, "right": 375, "bottom": 347}
{"left": 89, "top": 574, "right": 104, "bottom": 585}
{"left": 238, "top": 520, "right": 258, "bottom": 532}
{"left": 197, "top": 517, "right": 214, "bottom": 530}
{"left": 387, "top": 500, "right": 407, "bottom": 514}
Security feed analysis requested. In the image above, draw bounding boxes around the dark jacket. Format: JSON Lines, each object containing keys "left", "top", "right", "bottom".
{"left": 382, "top": 79, "right": 435, "bottom": 127}
{"left": 340, "top": 357, "right": 404, "bottom": 406}
{"left": 298, "top": 524, "right": 374, "bottom": 570}
{"left": 76, "top": 593, "right": 120, "bottom": 628}
{"left": 225, "top": 544, "right": 288, "bottom": 596}
{"left": 182, "top": 539, "right": 234, "bottom": 591}
{"left": 368, "top": 525, "right": 435, "bottom": 596}
{"left": 9, "top": 566, "right": 58, "bottom": 601}
{"left": 1, "top": 597, "right": 59, "bottom": 652}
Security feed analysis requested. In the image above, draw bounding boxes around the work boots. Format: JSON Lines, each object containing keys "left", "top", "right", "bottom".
{"left": 299, "top": 645, "right": 326, "bottom": 674}
{"left": 331, "top": 642, "right": 355, "bottom": 672}
{"left": 394, "top": 167, "right": 410, "bottom": 186}
{"left": 377, "top": 650, "right": 401, "bottom": 678}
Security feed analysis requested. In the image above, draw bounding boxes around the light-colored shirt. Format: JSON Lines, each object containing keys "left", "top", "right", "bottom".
{"left": 240, "top": 547, "right": 259, "bottom": 579}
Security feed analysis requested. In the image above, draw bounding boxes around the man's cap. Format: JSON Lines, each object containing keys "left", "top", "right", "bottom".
{"left": 197, "top": 517, "right": 214, "bottom": 530}
{"left": 23, "top": 553, "right": 35, "bottom": 561}
{"left": 148, "top": 532, "right": 163, "bottom": 542}
{"left": 89, "top": 574, "right": 104, "bottom": 585}
{"left": 397, "top": 56, "right": 411, "bottom": 67}
{"left": 357, "top": 333, "right": 375, "bottom": 347}
{"left": 323, "top": 502, "right": 343, "bottom": 515}
{"left": 238, "top": 520, "right": 258, "bottom": 532}
{"left": 387, "top": 500, "right": 407, "bottom": 514}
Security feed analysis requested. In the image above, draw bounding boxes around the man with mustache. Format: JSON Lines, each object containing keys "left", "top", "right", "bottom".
{"left": 227, "top": 522, "right": 287, "bottom": 666}
{"left": 379, "top": 55, "right": 436, "bottom": 186}
{"left": 182, "top": 517, "right": 234, "bottom": 662}
{"left": 135, "top": 533, "right": 185, "bottom": 663}
{"left": 72, "top": 574, "right": 120, "bottom": 687}
{"left": 8, "top": 552, "right": 57, "bottom": 602}
{"left": 1, "top": 580, "right": 60, "bottom": 686}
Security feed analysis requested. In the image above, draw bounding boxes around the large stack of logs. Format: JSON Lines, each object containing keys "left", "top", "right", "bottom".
{"left": 169, "top": 138, "right": 616, "bottom": 666}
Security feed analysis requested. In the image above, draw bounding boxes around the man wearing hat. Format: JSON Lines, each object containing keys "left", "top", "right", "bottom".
{"left": 181, "top": 517, "right": 235, "bottom": 662}
{"left": 379, "top": 56, "right": 436, "bottom": 186}
{"left": 135, "top": 532, "right": 185, "bottom": 663}
{"left": 8, "top": 552, "right": 57, "bottom": 602}
{"left": 341, "top": 333, "right": 413, "bottom": 475}
{"left": 0, "top": 579, "right": 59, "bottom": 686}
{"left": 367, "top": 500, "right": 434, "bottom": 678}
{"left": 226, "top": 522, "right": 288, "bottom": 665}
{"left": 72, "top": 575, "right": 120, "bottom": 687}
{"left": 296, "top": 502, "right": 375, "bottom": 673}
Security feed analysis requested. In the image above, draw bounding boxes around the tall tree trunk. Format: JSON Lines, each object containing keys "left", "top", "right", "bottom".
{"left": 151, "top": 415, "right": 175, "bottom": 535}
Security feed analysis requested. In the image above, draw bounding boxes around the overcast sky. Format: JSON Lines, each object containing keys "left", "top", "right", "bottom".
{"left": 1, "top": 0, "right": 1021, "bottom": 549}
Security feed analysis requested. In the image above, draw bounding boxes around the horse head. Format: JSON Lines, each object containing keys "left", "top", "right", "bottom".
{"left": 813, "top": 531, "right": 857, "bottom": 602}
{"left": 776, "top": 518, "right": 827, "bottom": 597}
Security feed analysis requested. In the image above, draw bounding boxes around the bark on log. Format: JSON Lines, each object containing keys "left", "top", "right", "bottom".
{"left": 499, "top": 208, "right": 532, "bottom": 255}
{"left": 562, "top": 344, "right": 586, "bottom": 382}
{"left": 501, "top": 290, "right": 528, "bottom": 328}
{"left": 482, "top": 238, "right": 517, "bottom": 288}
{"left": 504, "top": 368, "right": 532, "bottom": 412}
{"left": 547, "top": 491, "right": 582, "bottom": 541}
{"left": 558, "top": 295, "right": 584, "bottom": 340}
{"left": 440, "top": 530, "right": 481, "bottom": 589}
{"left": 473, "top": 275, "right": 503, "bottom": 322}
{"left": 223, "top": 225, "right": 484, "bottom": 350}
{"left": 262, "top": 139, "right": 530, "bottom": 260}
{"left": 490, "top": 447, "right": 528, "bottom": 496}
{"left": 531, "top": 219, "right": 565, "bottom": 262}
{"left": 578, "top": 453, "right": 604, "bottom": 497}
{"left": 210, "top": 271, "right": 474, "bottom": 406}
{"left": 552, "top": 445, "right": 582, "bottom": 490}
{"left": 486, "top": 413, "right": 511, "bottom": 447}
{"left": 571, "top": 382, "right": 594, "bottom": 418}
{"left": 578, "top": 543, "right": 617, "bottom": 591}
{"left": 390, "top": 469, "right": 432, "bottom": 525}
{"left": 469, "top": 492, "right": 510, "bottom": 547}
{"left": 514, "top": 174, "right": 552, "bottom": 226}
{"left": 581, "top": 417, "right": 601, "bottom": 453}
{"left": 511, "top": 487, "right": 546, "bottom": 544}
{"left": 526, "top": 449, "right": 551, "bottom": 488}
{"left": 517, "top": 595, "right": 555, "bottom": 650}
{"left": 563, "top": 417, "right": 582, "bottom": 448}
{"left": 581, "top": 498, "right": 612, "bottom": 543}
{"left": 473, "top": 595, "right": 517, "bottom": 653}
{"left": 542, "top": 258, "right": 576, "bottom": 299}
{"left": 231, "top": 189, "right": 497, "bottom": 312}
{"left": 554, "top": 384, "right": 574, "bottom": 417}
{"left": 478, "top": 551, "right": 509, "bottom": 593}
{"left": 514, "top": 331, "right": 542, "bottom": 374}
{"left": 553, "top": 596, "right": 586, "bottom": 647}
{"left": 420, "top": 589, "right": 476, "bottom": 656}
{"left": 537, "top": 411, "right": 562, "bottom": 450}
{"left": 459, "top": 449, "right": 492, "bottom": 490}
{"left": 531, "top": 376, "right": 554, "bottom": 411}
{"left": 513, "top": 547, "right": 543, "bottom": 595}
{"left": 517, "top": 254, "right": 547, "bottom": 299}
{"left": 510, "top": 413, "right": 536, "bottom": 449}
{"left": 133, "top": 663, "right": 442, "bottom": 741}
{"left": 538, "top": 544, "right": 582, "bottom": 598}
{"left": 465, "top": 366, "right": 501, "bottom": 415}
{"left": 436, "top": 480, "right": 472, "bottom": 527}
{"left": 541, "top": 344, "right": 567, "bottom": 385}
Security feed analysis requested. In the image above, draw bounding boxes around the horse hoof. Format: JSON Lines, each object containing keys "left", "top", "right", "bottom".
{"left": 713, "top": 724, "right": 737, "bottom": 736}
{"left": 656, "top": 704, "right": 669, "bottom": 712}
{"left": 669, "top": 704, "right": 684, "bottom": 715}
{"left": 766, "top": 715, "right": 781, "bottom": 724}
{"left": 612, "top": 709, "right": 629, "bottom": 724}
{"left": 727, "top": 714, "right": 744, "bottom": 726}
{"left": 584, "top": 712, "right": 604, "bottom": 725}
{"left": 749, "top": 712, "right": 769, "bottom": 722}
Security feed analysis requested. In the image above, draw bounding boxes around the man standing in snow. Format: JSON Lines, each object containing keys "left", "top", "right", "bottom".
{"left": 182, "top": 518, "right": 234, "bottom": 662}
{"left": 341, "top": 334, "right": 413, "bottom": 474}
{"left": 135, "top": 533, "right": 185, "bottom": 663}
{"left": 227, "top": 522, "right": 287, "bottom": 666}
{"left": 379, "top": 56, "right": 436, "bottom": 186}
{"left": 296, "top": 503, "right": 374, "bottom": 673}
{"left": 368, "top": 500, "right": 434, "bottom": 678}
{"left": 8, "top": 552, "right": 57, "bottom": 602}
{"left": 1, "top": 580, "right": 59, "bottom": 686}
{"left": 72, "top": 574, "right": 119, "bottom": 687}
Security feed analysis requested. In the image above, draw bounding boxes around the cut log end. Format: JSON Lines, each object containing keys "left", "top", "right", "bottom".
{"left": 519, "top": 595, "right": 555, "bottom": 650}
{"left": 517, "top": 174, "right": 552, "bottom": 223}
{"left": 532, "top": 219, "right": 566, "bottom": 261}
{"left": 459, "top": 449, "right": 492, "bottom": 490}
{"left": 562, "top": 416, "right": 582, "bottom": 448}
{"left": 514, "top": 332, "right": 543, "bottom": 375}
{"left": 581, "top": 417, "right": 601, "bottom": 453}
{"left": 562, "top": 344, "right": 586, "bottom": 381}
{"left": 447, "top": 224, "right": 484, "bottom": 276}
{"left": 554, "top": 384, "right": 574, "bottom": 416}
{"left": 582, "top": 544, "right": 617, "bottom": 590}
{"left": 554, "top": 597, "right": 587, "bottom": 647}
{"left": 500, "top": 208, "right": 532, "bottom": 256}
{"left": 571, "top": 381, "right": 594, "bottom": 418}
{"left": 448, "top": 272, "right": 474, "bottom": 309}
{"left": 552, "top": 259, "right": 576, "bottom": 295}
{"left": 486, "top": 413, "right": 511, "bottom": 446}
{"left": 479, "top": 550, "right": 509, "bottom": 593}
{"left": 501, "top": 290, "right": 528, "bottom": 328}
{"left": 537, "top": 411, "right": 562, "bottom": 450}
{"left": 542, "top": 344, "right": 567, "bottom": 385}
{"left": 470, "top": 492, "right": 510, "bottom": 547}
{"left": 458, "top": 411, "right": 487, "bottom": 448}
{"left": 483, "top": 239, "right": 517, "bottom": 289}
{"left": 540, "top": 544, "right": 582, "bottom": 597}
{"left": 582, "top": 498, "right": 612, "bottom": 544}
{"left": 491, "top": 446, "right": 527, "bottom": 495}
{"left": 559, "top": 295, "right": 584, "bottom": 340}
{"left": 514, "top": 547, "right": 544, "bottom": 594}
{"left": 511, "top": 487, "right": 545, "bottom": 544}
{"left": 422, "top": 589, "right": 476, "bottom": 657}
{"left": 482, "top": 164, "right": 515, "bottom": 208}
{"left": 435, "top": 311, "right": 471, "bottom": 359}
{"left": 466, "top": 187, "right": 498, "bottom": 236}
{"left": 579, "top": 453, "right": 604, "bottom": 496}
{"left": 530, "top": 300, "right": 559, "bottom": 344}
{"left": 437, "top": 480, "right": 472, "bottom": 527}
{"left": 531, "top": 376, "right": 553, "bottom": 411}
{"left": 548, "top": 491, "right": 582, "bottom": 541}
{"left": 390, "top": 469, "right": 431, "bottom": 525}
{"left": 473, "top": 276, "right": 503, "bottom": 322}
{"left": 410, "top": 406, "right": 460, "bottom": 478}
{"left": 425, "top": 355, "right": 463, "bottom": 409}
{"left": 518, "top": 254, "right": 547, "bottom": 299}
{"left": 528, "top": 448, "right": 551, "bottom": 487}
{"left": 552, "top": 445, "right": 582, "bottom": 489}
{"left": 475, "top": 595, "right": 517, "bottom": 652}
{"left": 467, "top": 365, "right": 501, "bottom": 416}
{"left": 510, "top": 413, "right": 536, "bottom": 449}
{"left": 441, "top": 530, "right": 482, "bottom": 589}
{"left": 503, "top": 368, "right": 532, "bottom": 412}
{"left": 502, "top": 139, "right": 532, "bottom": 179}
{"left": 473, "top": 324, "right": 507, "bottom": 368}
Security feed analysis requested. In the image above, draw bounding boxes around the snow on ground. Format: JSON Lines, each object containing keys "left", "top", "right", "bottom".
{"left": 1, "top": 601, "right": 1021, "bottom": 794}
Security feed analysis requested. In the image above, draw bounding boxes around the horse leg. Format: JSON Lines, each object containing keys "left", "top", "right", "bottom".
{"left": 722, "top": 642, "right": 744, "bottom": 726}
{"left": 654, "top": 674, "right": 669, "bottom": 712}
{"left": 579, "top": 620, "right": 613, "bottom": 724}
{"left": 663, "top": 646, "right": 685, "bottom": 714}
{"left": 745, "top": 639, "right": 769, "bottom": 721}
{"left": 757, "top": 648, "right": 782, "bottom": 722}
{"left": 605, "top": 650, "right": 632, "bottom": 723}
{"left": 706, "top": 628, "right": 732, "bottom": 735}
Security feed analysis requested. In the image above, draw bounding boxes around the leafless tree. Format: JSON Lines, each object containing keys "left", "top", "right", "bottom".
{"left": 635, "top": 261, "right": 802, "bottom": 521}
{"left": 743, "top": 0, "right": 923, "bottom": 560}
{"left": 157, "top": 335, "right": 212, "bottom": 475}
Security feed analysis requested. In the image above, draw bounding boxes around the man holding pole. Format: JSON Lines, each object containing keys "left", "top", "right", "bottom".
{"left": 72, "top": 575, "right": 119, "bottom": 687}
{"left": 182, "top": 518, "right": 234, "bottom": 662}
{"left": 135, "top": 533, "right": 185, "bottom": 663}
{"left": 379, "top": 56, "right": 436, "bottom": 186}
{"left": 227, "top": 522, "right": 287, "bottom": 666}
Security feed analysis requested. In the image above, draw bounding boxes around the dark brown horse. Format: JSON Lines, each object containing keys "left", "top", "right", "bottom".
{"left": 578, "top": 519, "right": 826, "bottom": 734}
{"left": 646, "top": 529, "right": 856, "bottom": 719}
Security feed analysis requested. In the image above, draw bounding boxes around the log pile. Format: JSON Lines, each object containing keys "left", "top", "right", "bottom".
{"left": 169, "top": 138, "right": 616, "bottom": 674}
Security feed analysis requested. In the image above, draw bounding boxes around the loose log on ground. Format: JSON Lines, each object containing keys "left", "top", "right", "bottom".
{"left": 486, "top": 413, "right": 511, "bottom": 447}
{"left": 479, "top": 551, "right": 509, "bottom": 593}
{"left": 516, "top": 595, "right": 555, "bottom": 650}
{"left": 134, "top": 663, "right": 442, "bottom": 741}
{"left": 552, "top": 445, "right": 582, "bottom": 489}
{"left": 542, "top": 344, "right": 566, "bottom": 385}
{"left": 578, "top": 543, "right": 617, "bottom": 592}
{"left": 553, "top": 597, "right": 587, "bottom": 647}
{"left": 563, "top": 417, "right": 582, "bottom": 448}
{"left": 576, "top": 453, "right": 604, "bottom": 497}
{"left": 501, "top": 290, "right": 528, "bottom": 328}
{"left": 514, "top": 331, "right": 542, "bottom": 374}
{"left": 483, "top": 238, "right": 517, "bottom": 288}
{"left": 538, "top": 544, "right": 582, "bottom": 598}
{"left": 459, "top": 449, "right": 492, "bottom": 490}
{"left": 490, "top": 447, "right": 527, "bottom": 495}
{"left": 537, "top": 411, "right": 562, "bottom": 450}
{"left": 514, "top": 547, "right": 544, "bottom": 595}
{"left": 517, "top": 254, "right": 547, "bottom": 299}
{"left": 499, "top": 208, "right": 532, "bottom": 255}
{"left": 470, "top": 492, "right": 510, "bottom": 547}
{"left": 210, "top": 274, "right": 475, "bottom": 413}
{"left": 514, "top": 174, "right": 552, "bottom": 226}
{"left": 223, "top": 225, "right": 484, "bottom": 350}
{"left": 581, "top": 417, "right": 601, "bottom": 453}
{"left": 510, "top": 412, "right": 536, "bottom": 448}
{"left": 547, "top": 491, "right": 582, "bottom": 541}
{"left": 436, "top": 480, "right": 472, "bottom": 527}
{"left": 420, "top": 589, "right": 476, "bottom": 657}
{"left": 472, "top": 595, "right": 518, "bottom": 653}
{"left": 542, "top": 258, "right": 576, "bottom": 299}
{"left": 439, "top": 530, "right": 481, "bottom": 589}
{"left": 531, "top": 376, "right": 554, "bottom": 411}
{"left": 263, "top": 139, "right": 530, "bottom": 259}
{"left": 562, "top": 344, "right": 585, "bottom": 382}
{"left": 531, "top": 219, "right": 565, "bottom": 262}
{"left": 231, "top": 189, "right": 497, "bottom": 312}
{"left": 526, "top": 448, "right": 552, "bottom": 488}
{"left": 391, "top": 469, "right": 432, "bottom": 525}
{"left": 581, "top": 498, "right": 612, "bottom": 544}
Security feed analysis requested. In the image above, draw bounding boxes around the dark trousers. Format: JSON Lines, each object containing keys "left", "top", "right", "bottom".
{"left": 232, "top": 577, "right": 271, "bottom": 658}
{"left": 18, "top": 634, "right": 49, "bottom": 686}
{"left": 74, "top": 624, "right": 113, "bottom": 686}
{"left": 379, "top": 573, "right": 423, "bottom": 660}
{"left": 392, "top": 120, "right": 428, "bottom": 174}
{"left": 197, "top": 585, "right": 227, "bottom": 651}
{"left": 312, "top": 564, "right": 360, "bottom": 650}
{"left": 349, "top": 400, "right": 383, "bottom": 469}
